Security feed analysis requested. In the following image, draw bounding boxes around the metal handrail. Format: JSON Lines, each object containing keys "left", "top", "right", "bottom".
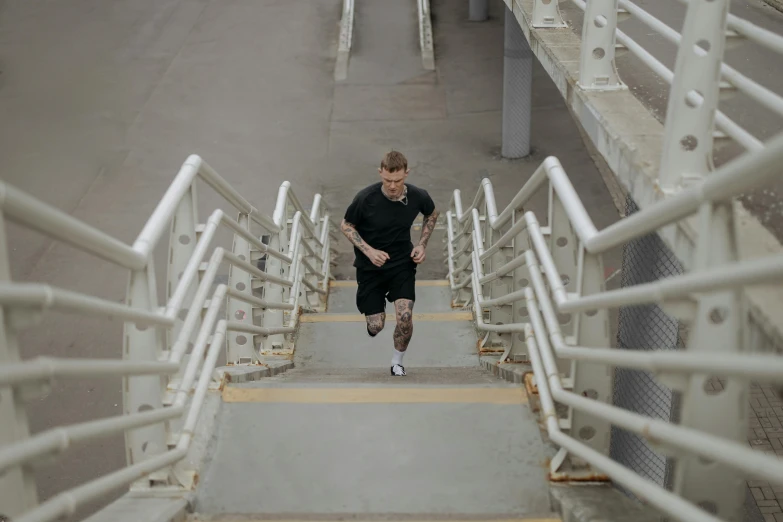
{"left": 447, "top": 148, "right": 783, "bottom": 521}
{"left": 557, "top": 0, "right": 782, "bottom": 153}
{"left": 0, "top": 155, "right": 337, "bottom": 522}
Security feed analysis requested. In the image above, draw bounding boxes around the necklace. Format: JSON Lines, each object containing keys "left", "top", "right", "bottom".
{"left": 381, "top": 185, "right": 408, "bottom": 205}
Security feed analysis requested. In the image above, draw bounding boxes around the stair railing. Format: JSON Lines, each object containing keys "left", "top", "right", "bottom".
{"left": 446, "top": 133, "right": 783, "bottom": 521}
{"left": 0, "top": 154, "right": 337, "bottom": 522}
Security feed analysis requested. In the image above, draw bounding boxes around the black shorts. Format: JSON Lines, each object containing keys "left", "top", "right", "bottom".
{"left": 356, "top": 262, "right": 417, "bottom": 315}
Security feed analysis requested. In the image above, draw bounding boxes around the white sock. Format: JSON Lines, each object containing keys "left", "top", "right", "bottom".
{"left": 392, "top": 349, "right": 405, "bottom": 366}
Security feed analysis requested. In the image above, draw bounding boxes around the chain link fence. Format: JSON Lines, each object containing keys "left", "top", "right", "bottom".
{"left": 609, "top": 195, "right": 686, "bottom": 496}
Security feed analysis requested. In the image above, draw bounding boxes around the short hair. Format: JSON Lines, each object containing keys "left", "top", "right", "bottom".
{"left": 380, "top": 150, "right": 408, "bottom": 173}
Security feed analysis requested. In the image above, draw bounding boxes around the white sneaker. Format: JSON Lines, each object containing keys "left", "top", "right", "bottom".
{"left": 390, "top": 364, "right": 406, "bottom": 376}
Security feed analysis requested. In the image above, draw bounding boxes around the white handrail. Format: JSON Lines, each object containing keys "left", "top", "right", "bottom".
{"left": 0, "top": 283, "right": 174, "bottom": 326}
{"left": 448, "top": 150, "right": 783, "bottom": 521}
{"left": 134, "top": 154, "right": 280, "bottom": 258}
{"left": 0, "top": 182, "right": 147, "bottom": 270}
{"left": 0, "top": 155, "right": 337, "bottom": 522}
{"left": 560, "top": 0, "right": 781, "bottom": 153}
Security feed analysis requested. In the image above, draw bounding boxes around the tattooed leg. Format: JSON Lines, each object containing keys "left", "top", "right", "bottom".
{"left": 393, "top": 299, "right": 414, "bottom": 352}
{"left": 366, "top": 312, "right": 386, "bottom": 337}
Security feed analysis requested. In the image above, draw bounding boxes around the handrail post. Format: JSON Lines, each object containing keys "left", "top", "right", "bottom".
{"left": 548, "top": 188, "right": 576, "bottom": 378}
{"left": 0, "top": 212, "right": 38, "bottom": 519}
{"left": 483, "top": 202, "right": 513, "bottom": 352}
{"left": 657, "top": 0, "right": 730, "bottom": 191}
{"left": 263, "top": 207, "right": 290, "bottom": 352}
{"left": 123, "top": 263, "right": 169, "bottom": 487}
{"left": 303, "top": 218, "right": 322, "bottom": 311}
{"left": 570, "top": 247, "right": 613, "bottom": 470}
{"left": 532, "top": 0, "right": 567, "bottom": 28}
{"left": 671, "top": 202, "right": 747, "bottom": 519}
{"left": 453, "top": 216, "right": 473, "bottom": 307}
{"left": 227, "top": 213, "right": 257, "bottom": 363}
{"left": 549, "top": 189, "right": 612, "bottom": 473}
{"left": 577, "top": 0, "right": 625, "bottom": 90}
{"left": 166, "top": 185, "right": 200, "bottom": 348}
{"left": 163, "top": 184, "right": 200, "bottom": 449}
{"left": 314, "top": 212, "right": 331, "bottom": 310}
{"left": 506, "top": 206, "right": 532, "bottom": 361}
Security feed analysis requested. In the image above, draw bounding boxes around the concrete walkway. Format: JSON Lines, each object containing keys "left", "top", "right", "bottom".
{"left": 192, "top": 283, "right": 557, "bottom": 520}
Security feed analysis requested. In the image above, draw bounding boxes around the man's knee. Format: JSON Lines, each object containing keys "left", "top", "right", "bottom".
{"left": 366, "top": 313, "right": 386, "bottom": 336}
{"left": 394, "top": 299, "right": 414, "bottom": 340}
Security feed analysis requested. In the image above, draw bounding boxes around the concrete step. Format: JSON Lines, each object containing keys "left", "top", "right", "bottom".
{"left": 293, "top": 317, "right": 478, "bottom": 370}
{"left": 326, "top": 280, "right": 459, "bottom": 314}
{"left": 233, "top": 366, "right": 516, "bottom": 387}
{"left": 187, "top": 513, "right": 562, "bottom": 522}
{"left": 193, "top": 383, "right": 556, "bottom": 518}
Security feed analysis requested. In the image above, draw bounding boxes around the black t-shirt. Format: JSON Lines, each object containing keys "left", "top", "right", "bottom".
{"left": 344, "top": 182, "right": 436, "bottom": 270}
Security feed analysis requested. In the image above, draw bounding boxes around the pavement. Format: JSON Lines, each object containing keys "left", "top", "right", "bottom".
{"left": 0, "top": 0, "right": 621, "bottom": 519}
{"left": 747, "top": 382, "right": 783, "bottom": 521}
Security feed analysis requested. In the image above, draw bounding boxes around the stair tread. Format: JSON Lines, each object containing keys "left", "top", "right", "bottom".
{"left": 326, "top": 283, "right": 457, "bottom": 314}
{"left": 232, "top": 366, "right": 516, "bottom": 387}
{"left": 294, "top": 321, "right": 478, "bottom": 369}
{"left": 188, "top": 514, "right": 561, "bottom": 521}
{"left": 194, "top": 393, "right": 554, "bottom": 516}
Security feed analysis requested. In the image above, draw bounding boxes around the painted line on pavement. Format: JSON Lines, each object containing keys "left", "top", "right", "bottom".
{"left": 223, "top": 387, "right": 528, "bottom": 404}
{"left": 300, "top": 312, "right": 472, "bottom": 323}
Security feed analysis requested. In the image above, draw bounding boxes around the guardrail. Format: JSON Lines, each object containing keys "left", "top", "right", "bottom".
{"left": 417, "top": 0, "right": 435, "bottom": 70}
{"left": 0, "top": 154, "right": 336, "bottom": 522}
{"left": 447, "top": 123, "right": 783, "bottom": 521}
{"left": 531, "top": 0, "right": 783, "bottom": 189}
{"left": 335, "top": 0, "right": 354, "bottom": 80}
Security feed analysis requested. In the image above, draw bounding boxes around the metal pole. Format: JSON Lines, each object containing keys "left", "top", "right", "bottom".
{"left": 469, "top": 0, "right": 488, "bottom": 21}
{"left": 0, "top": 213, "right": 38, "bottom": 519}
{"left": 502, "top": 6, "right": 532, "bottom": 159}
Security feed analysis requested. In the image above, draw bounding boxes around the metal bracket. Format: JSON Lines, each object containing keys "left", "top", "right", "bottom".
{"left": 532, "top": 0, "right": 568, "bottom": 28}
{"left": 657, "top": 0, "right": 729, "bottom": 190}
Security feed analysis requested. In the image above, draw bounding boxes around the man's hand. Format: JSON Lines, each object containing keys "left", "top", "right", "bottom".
{"left": 411, "top": 245, "right": 426, "bottom": 264}
{"left": 367, "top": 247, "right": 390, "bottom": 267}
{"left": 341, "top": 219, "right": 389, "bottom": 267}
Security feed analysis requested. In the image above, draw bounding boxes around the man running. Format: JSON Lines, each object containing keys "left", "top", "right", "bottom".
{"left": 340, "top": 151, "right": 439, "bottom": 376}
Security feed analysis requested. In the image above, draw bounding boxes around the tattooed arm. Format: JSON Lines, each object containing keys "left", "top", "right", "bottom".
{"left": 411, "top": 209, "right": 439, "bottom": 263}
{"left": 341, "top": 219, "right": 389, "bottom": 267}
{"left": 418, "top": 209, "right": 440, "bottom": 248}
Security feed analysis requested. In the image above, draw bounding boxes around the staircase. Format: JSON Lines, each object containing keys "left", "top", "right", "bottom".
{"left": 191, "top": 280, "right": 558, "bottom": 520}
{"left": 3, "top": 145, "right": 783, "bottom": 522}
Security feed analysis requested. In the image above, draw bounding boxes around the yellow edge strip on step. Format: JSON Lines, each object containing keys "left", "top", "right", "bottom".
{"left": 301, "top": 312, "right": 472, "bottom": 323}
{"left": 230, "top": 518, "right": 563, "bottom": 522}
{"left": 223, "top": 387, "right": 528, "bottom": 404}
{"left": 330, "top": 279, "right": 449, "bottom": 287}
